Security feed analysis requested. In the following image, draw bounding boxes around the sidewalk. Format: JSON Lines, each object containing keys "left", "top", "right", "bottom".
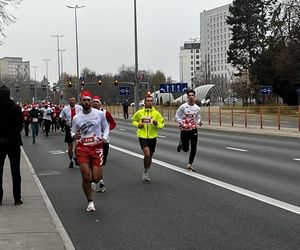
{"left": 0, "top": 149, "right": 74, "bottom": 250}
{"left": 113, "top": 114, "right": 300, "bottom": 138}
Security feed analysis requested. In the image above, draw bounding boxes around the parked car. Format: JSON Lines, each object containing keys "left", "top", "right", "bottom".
{"left": 224, "top": 97, "right": 239, "bottom": 104}
{"left": 130, "top": 100, "right": 145, "bottom": 107}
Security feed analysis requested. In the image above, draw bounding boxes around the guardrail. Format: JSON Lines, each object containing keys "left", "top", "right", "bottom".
{"left": 106, "top": 105, "right": 300, "bottom": 132}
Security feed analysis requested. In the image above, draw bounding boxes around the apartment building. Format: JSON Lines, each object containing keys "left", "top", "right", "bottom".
{"left": 0, "top": 57, "right": 30, "bottom": 81}
{"left": 200, "top": 4, "right": 234, "bottom": 83}
{"left": 179, "top": 41, "right": 201, "bottom": 88}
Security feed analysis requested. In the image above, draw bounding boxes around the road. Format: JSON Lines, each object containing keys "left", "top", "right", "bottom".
{"left": 22, "top": 120, "right": 300, "bottom": 250}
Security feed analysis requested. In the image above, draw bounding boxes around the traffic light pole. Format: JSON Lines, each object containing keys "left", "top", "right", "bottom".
{"left": 133, "top": 0, "right": 139, "bottom": 112}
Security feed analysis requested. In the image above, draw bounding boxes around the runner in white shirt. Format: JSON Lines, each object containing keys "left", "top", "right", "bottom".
{"left": 175, "top": 89, "right": 202, "bottom": 172}
{"left": 71, "top": 90, "right": 109, "bottom": 212}
{"left": 59, "top": 97, "right": 82, "bottom": 168}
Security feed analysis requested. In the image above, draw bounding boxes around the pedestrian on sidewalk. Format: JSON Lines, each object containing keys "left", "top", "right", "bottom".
{"left": 92, "top": 96, "right": 116, "bottom": 193}
{"left": 122, "top": 99, "right": 129, "bottom": 119}
{"left": 0, "top": 85, "right": 23, "bottom": 206}
{"left": 132, "top": 94, "right": 164, "bottom": 182}
{"left": 175, "top": 89, "right": 202, "bottom": 172}
{"left": 71, "top": 91, "right": 109, "bottom": 212}
{"left": 59, "top": 97, "right": 82, "bottom": 168}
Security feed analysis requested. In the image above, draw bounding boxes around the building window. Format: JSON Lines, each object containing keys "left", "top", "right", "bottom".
{"left": 191, "top": 61, "right": 193, "bottom": 65}
{"left": 196, "top": 55, "right": 199, "bottom": 59}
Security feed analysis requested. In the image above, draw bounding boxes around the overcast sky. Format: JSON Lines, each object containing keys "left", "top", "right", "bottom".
{"left": 1, "top": 0, "right": 231, "bottom": 84}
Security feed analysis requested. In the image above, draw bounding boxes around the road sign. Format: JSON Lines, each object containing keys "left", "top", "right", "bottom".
{"left": 119, "top": 86, "right": 130, "bottom": 96}
{"left": 260, "top": 86, "right": 272, "bottom": 95}
{"left": 159, "top": 83, "right": 188, "bottom": 93}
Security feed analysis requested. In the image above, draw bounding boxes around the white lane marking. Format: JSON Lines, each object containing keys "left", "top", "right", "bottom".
{"left": 50, "top": 150, "right": 65, "bottom": 155}
{"left": 110, "top": 144, "right": 300, "bottom": 215}
{"left": 293, "top": 158, "right": 300, "bottom": 162}
{"left": 157, "top": 135, "right": 166, "bottom": 138}
{"left": 226, "top": 147, "right": 248, "bottom": 152}
{"left": 21, "top": 147, "right": 75, "bottom": 249}
{"left": 119, "top": 128, "right": 126, "bottom": 131}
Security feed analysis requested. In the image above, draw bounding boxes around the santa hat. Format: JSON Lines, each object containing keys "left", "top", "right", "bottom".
{"left": 92, "top": 95, "right": 101, "bottom": 102}
{"left": 80, "top": 90, "right": 93, "bottom": 100}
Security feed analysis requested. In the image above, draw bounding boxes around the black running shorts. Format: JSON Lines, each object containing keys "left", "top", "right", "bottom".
{"left": 138, "top": 138, "right": 157, "bottom": 154}
{"left": 64, "top": 125, "right": 73, "bottom": 143}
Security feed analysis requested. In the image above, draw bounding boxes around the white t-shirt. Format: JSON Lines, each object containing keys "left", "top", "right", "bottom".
{"left": 175, "top": 102, "right": 201, "bottom": 130}
{"left": 71, "top": 108, "right": 109, "bottom": 146}
{"left": 42, "top": 107, "right": 52, "bottom": 121}
{"left": 59, "top": 104, "right": 82, "bottom": 126}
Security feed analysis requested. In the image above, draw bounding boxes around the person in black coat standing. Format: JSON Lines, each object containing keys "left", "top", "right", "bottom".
{"left": 0, "top": 85, "right": 23, "bottom": 205}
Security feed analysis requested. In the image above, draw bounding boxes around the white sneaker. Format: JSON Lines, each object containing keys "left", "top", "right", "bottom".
{"left": 86, "top": 201, "right": 96, "bottom": 212}
{"left": 91, "top": 182, "right": 97, "bottom": 192}
{"left": 187, "top": 164, "right": 196, "bottom": 172}
{"left": 97, "top": 181, "right": 106, "bottom": 193}
{"left": 142, "top": 171, "right": 150, "bottom": 182}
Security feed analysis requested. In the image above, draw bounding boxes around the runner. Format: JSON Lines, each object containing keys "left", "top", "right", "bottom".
{"left": 59, "top": 97, "right": 82, "bottom": 168}
{"left": 22, "top": 104, "right": 30, "bottom": 136}
{"left": 71, "top": 90, "right": 109, "bottom": 211}
{"left": 132, "top": 94, "right": 164, "bottom": 182}
{"left": 92, "top": 96, "right": 116, "bottom": 192}
{"left": 175, "top": 89, "right": 202, "bottom": 172}
{"left": 28, "top": 104, "right": 41, "bottom": 144}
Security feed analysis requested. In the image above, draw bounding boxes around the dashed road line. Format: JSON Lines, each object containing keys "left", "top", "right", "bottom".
{"left": 110, "top": 144, "right": 300, "bottom": 215}
{"left": 226, "top": 147, "right": 248, "bottom": 152}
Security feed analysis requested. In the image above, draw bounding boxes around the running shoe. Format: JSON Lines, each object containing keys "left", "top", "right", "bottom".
{"left": 91, "top": 182, "right": 97, "bottom": 192}
{"left": 97, "top": 182, "right": 106, "bottom": 193}
{"left": 69, "top": 161, "right": 74, "bottom": 168}
{"left": 142, "top": 172, "right": 150, "bottom": 182}
{"left": 187, "top": 164, "right": 196, "bottom": 172}
{"left": 177, "top": 142, "right": 182, "bottom": 152}
{"left": 86, "top": 201, "right": 96, "bottom": 212}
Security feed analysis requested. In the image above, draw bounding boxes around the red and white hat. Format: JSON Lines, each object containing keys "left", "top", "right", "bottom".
{"left": 92, "top": 95, "right": 101, "bottom": 103}
{"left": 80, "top": 90, "right": 93, "bottom": 100}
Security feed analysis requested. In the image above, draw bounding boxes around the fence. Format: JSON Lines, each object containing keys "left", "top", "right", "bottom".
{"left": 107, "top": 105, "right": 300, "bottom": 132}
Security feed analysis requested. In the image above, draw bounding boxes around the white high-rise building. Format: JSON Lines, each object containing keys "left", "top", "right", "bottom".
{"left": 200, "top": 4, "right": 234, "bottom": 84}
{"left": 179, "top": 41, "right": 200, "bottom": 88}
{"left": 0, "top": 57, "right": 30, "bottom": 81}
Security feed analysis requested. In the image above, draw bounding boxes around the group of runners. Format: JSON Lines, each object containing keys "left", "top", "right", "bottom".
{"left": 21, "top": 89, "right": 202, "bottom": 212}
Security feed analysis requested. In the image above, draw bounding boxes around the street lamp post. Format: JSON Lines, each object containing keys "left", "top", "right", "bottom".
{"left": 59, "top": 49, "right": 66, "bottom": 80}
{"left": 51, "top": 35, "right": 63, "bottom": 89}
{"left": 190, "top": 38, "right": 199, "bottom": 89}
{"left": 133, "top": 0, "right": 139, "bottom": 112}
{"left": 32, "top": 65, "right": 38, "bottom": 101}
{"left": 67, "top": 5, "right": 85, "bottom": 101}
{"left": 42, "top": 59, "right": 50, "bottom": 80}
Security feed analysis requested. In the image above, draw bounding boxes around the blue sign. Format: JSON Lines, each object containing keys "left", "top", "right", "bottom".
{"left": 119, "top": 86, "right": 130, "bottom": 96}
{"left": 159, "top": 83, "right": 188, "bottom": 93}
{"left": 260, "top": 86, "right": 272, "bottom": 95}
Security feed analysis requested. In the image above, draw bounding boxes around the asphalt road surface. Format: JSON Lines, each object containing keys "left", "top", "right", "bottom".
{"left": 22, "top": 121, "right": 300, "bottom": 250}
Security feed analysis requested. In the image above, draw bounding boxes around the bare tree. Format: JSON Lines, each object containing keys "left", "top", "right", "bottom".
{"left": 0, "top": 0, "right": 22, "bottom": 44}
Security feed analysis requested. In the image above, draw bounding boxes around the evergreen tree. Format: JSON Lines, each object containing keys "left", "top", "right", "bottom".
{"left": 227, "top": 0, "right": 277, "bottom": 75}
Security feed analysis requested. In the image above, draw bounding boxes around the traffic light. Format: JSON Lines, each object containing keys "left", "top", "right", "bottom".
{"left": 67, "top": 77, "right": 72, "bottom": 87}
{"left": 53, "top": 86, "right": 56, "bottom": 92}
{"left": 16, "top": 86, "right": 20, "bottom": 92}
{"left": 114, "top": 79, "right": 118, "bottom": 86}
{"left": 97, "top": 75, "right": 102, "bottom": 85}
{"left": 80, "top": 76, "right": 85, "bottom": 90}
{"left": 30, "top": 84, "right": 34, "bottom": 90}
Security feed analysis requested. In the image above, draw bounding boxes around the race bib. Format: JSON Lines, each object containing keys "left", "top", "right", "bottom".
{"left": 24, "top": 117, "right": 28, "bottom": 121}
{"left": 32, "top": 118, "right": 38, "bottom": 122}
{"left": 142, "top": 117, "right": 152, "bottom": 124}
{"left": 81, "top": 134, "right": 97, "bottom": 146}
{"left": 186, "top": 114, "right": 194, "bottom": 119}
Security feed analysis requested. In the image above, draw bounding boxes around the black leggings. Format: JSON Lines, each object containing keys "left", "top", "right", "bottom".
{"left": 0, "top": 145, "right": 21, "bottom": 202}
{"left": 180, "top": 129, "right": 198, "bottom": 164}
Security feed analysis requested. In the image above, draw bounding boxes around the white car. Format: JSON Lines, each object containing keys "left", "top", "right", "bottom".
{"left": 224, "top": 97, "right": 239, "bottom": 104}
{"left": 130, "top": 101, "right": 145, "bottom": 107}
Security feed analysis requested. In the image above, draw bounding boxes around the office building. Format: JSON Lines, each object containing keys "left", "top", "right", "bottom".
{"left": 179, "top": 41, "right": 201, "bottom": 88}
{"left": 0, "top": 57, "right": 30, "bottom": 81}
